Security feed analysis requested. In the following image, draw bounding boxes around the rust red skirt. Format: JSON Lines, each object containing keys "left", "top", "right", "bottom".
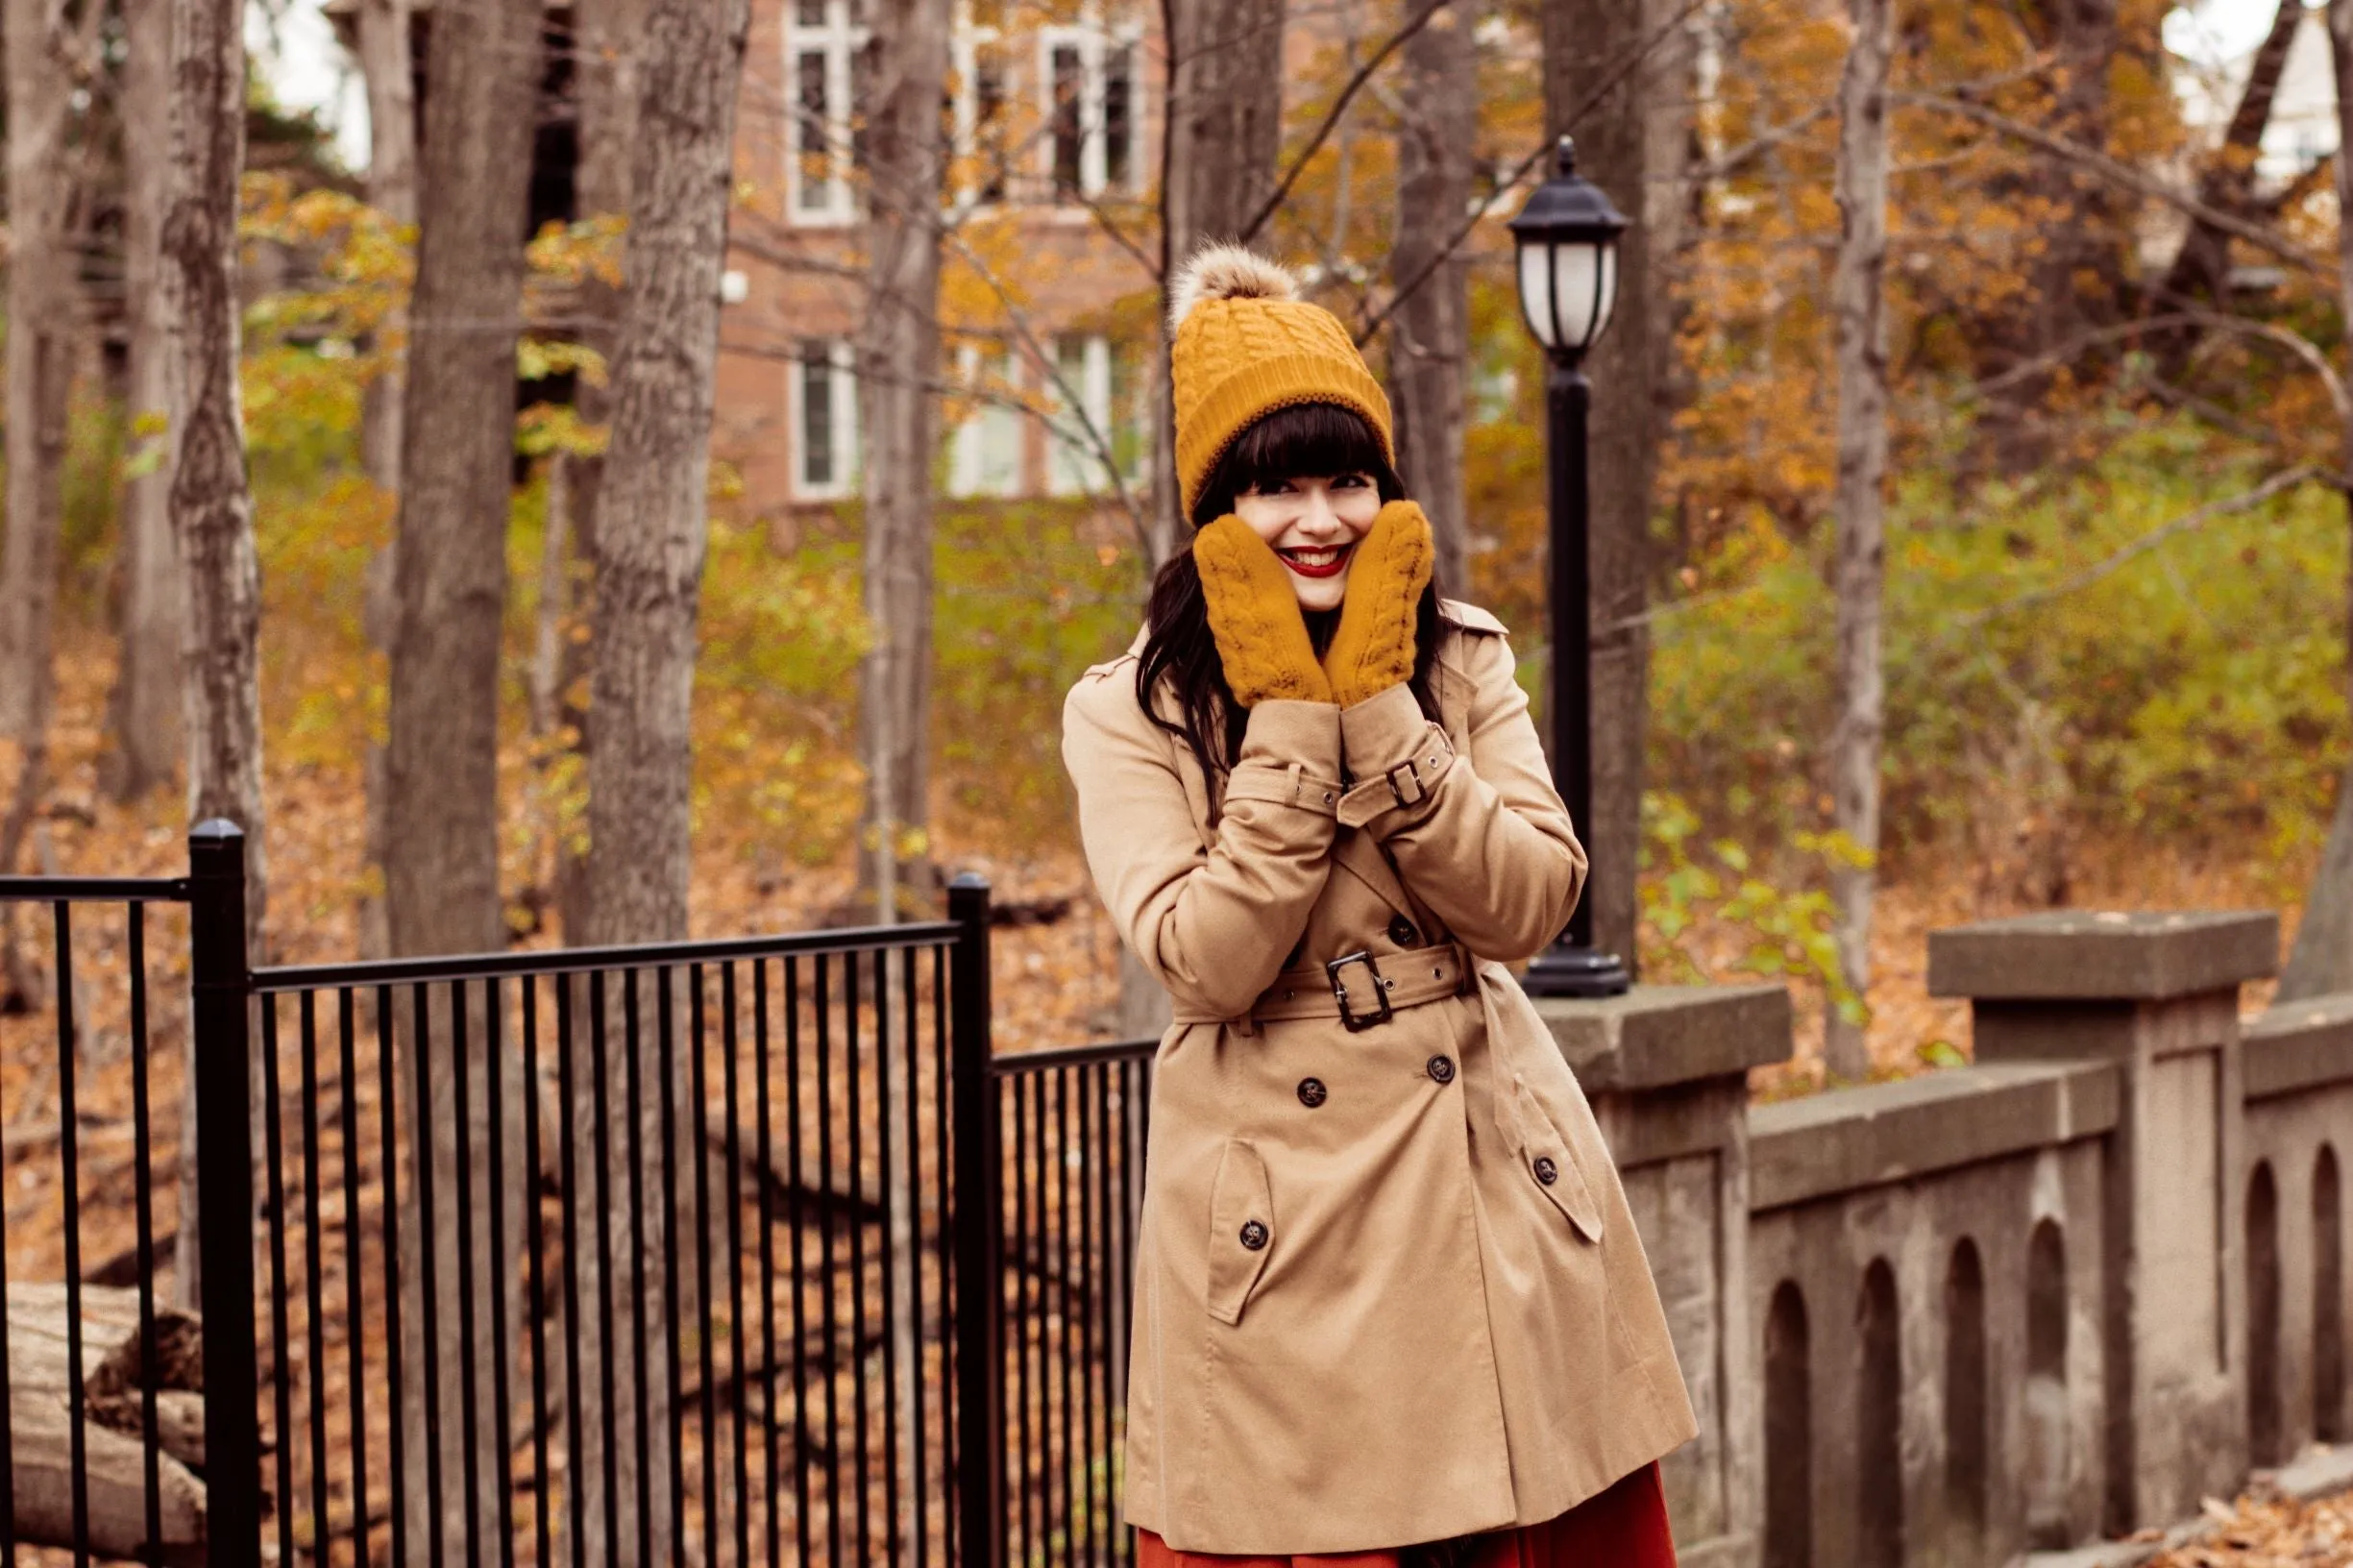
{"left": 1137, "top": 1461, "right": 1676, "bottom": 1568}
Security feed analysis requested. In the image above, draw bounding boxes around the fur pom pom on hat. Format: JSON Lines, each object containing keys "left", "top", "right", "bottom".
{"left": 1167, "top": 241, "right": 1392, "bottom": 518}
{"left": 1168, "top": 243, "right": 1300, "bottom": 332}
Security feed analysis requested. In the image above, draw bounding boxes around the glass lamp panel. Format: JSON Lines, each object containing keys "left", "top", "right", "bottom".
{"left": 1549, "top": 242, "right": 1603, "bottom": 351}
{"left": 1516, "top": 243, "right": 1557, "bottom": 350}
{"left": 1591, "top": 245, "right": 1620, "bottom": 347}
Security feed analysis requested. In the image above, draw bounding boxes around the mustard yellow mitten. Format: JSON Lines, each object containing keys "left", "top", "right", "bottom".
{"left": 1323, "top": 500, "right": 1434, "bottom": 706}
{"left": 1193, "top": 516, "right": 1335, "bottom": 706}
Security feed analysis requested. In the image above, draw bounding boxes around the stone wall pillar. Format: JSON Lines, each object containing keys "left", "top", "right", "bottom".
{"left": 1539, "top": 983, "right": 1793, "bottom": 1568}
{"left": 1926, "top": 911, "right": 2278, "bottom": 1535}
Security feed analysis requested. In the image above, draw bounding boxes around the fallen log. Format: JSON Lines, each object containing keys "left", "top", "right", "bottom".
{"left": 7, "top": 1392, "right": 207, "bottom": 1563}
{"left": 5, "top": 1282, "right": 208, "bottom": 1562}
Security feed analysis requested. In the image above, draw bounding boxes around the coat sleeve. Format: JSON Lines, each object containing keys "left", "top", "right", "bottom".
{"left": 1333, "top": 629, "right": 1587, "bottom": 963}
{"left": 1062, "top": 669, "right": 1345, "bottom": 1020}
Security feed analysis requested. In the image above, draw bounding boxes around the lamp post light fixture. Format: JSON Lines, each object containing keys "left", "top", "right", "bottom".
{"left": 1509, "top": 135, "right": 1632, "bottom": 999}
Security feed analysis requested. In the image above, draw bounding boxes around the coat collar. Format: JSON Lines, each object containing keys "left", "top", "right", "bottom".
{"left": 1119, "top": 598, "right": 1503, "bottom": 660}
{"left": 1118, "top": 600, "right": 1502, "bottom": 932}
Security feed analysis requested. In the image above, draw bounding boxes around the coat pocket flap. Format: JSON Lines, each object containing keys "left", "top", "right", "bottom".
{"left": 1205, "top": 1139, "right": 1276, "bottom": 1326}
{"left": 1509, "top": 1078, "right": 1605, "bottom": 1243}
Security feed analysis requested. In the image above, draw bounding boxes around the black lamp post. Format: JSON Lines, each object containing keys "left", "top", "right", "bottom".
{"left": 1510, "top": 135, "right": 1632, "bottom": 999}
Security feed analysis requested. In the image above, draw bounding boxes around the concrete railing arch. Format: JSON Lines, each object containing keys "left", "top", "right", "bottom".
{"left": 1944, "top": 1237, "right": 1989, "bottom": 1553}
{"left": 2249, "top": 1159, "right": 2284, "bottom": 1466}
{"left": 2316, "top": 1143, "right": 2343, "bottom": 1442}
{"left": 2024, "top": 1216, "right": 2071, "bottom": 1549}
{"left": 1764, "top": 1278, "right": 1811, "bottom": 1568}
{"left": 1856, "top": 1259, "right": 1903, "bottom": 1568}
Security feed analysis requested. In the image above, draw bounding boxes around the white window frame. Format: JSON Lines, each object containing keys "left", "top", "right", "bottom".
{"left": 1046, "top": 335, "right": 1114, "bottom": 496}
{"left": 786, "top": 0, "right": 870, "bottom": 226}
{"left": 950, "top": 344, "right": 1025, "bottom": 499}
{"left": 795, "top": 338, "right": 861, "bottom": 501}
{"left": 1035, "top": 9, "right": 1145, "bottom": 206}
{"left": 951, "top": 7, "right": 1016, "bottom": 212}
{"left": 1044, "top": 334, "right": 1149, "bottom": 496}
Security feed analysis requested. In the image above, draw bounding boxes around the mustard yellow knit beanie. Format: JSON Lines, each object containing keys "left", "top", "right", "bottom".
{"left": 1168, "top": 243, "right": 1394, "bottom": 520}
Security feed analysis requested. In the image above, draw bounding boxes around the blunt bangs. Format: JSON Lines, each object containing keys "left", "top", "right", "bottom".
{"left": 1191, "top": 403, "right": 1399, "bottom": 527}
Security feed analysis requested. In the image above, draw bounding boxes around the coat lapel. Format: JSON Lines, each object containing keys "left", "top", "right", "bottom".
{"left": 1330, "top": 829, "right": 1418, "bottom": 925}
{"left": 1138, "top": 620, "right": 1425, "bottom": 928}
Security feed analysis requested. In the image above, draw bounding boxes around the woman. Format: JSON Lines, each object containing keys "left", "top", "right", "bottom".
{"left": 1062, "top": 245, "right": 1696, "bottom": 1568}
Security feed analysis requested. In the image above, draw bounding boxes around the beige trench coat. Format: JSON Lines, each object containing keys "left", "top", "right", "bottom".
{"left": 1061, "top": 600, "right": 1698, "bottom": 1556}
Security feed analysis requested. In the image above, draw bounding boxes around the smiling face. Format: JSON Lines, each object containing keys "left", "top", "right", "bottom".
{"left": 1233, "top": 472, "right": 1385, "bottom": 611}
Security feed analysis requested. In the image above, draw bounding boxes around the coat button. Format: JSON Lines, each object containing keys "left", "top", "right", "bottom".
{"left": 1238, "top": 1219, "right": 1269, "bottom": 1251}
{"left": 1388, "top": 915, "right": 1419, "bottom": 946}
{"left": 1426, "top": 1054, "right": 1456, "bottom": 1085}
{"left": 1533, "top": 1156, "right": 1559, "bottom": 1187}
{"left": 1296, "top": 1077, "right": 1328, "bottom": 1108}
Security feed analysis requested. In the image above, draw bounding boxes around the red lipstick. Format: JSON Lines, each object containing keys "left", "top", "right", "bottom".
{"left": 1278, "top": 543, "right": 1353, "bottom": 579}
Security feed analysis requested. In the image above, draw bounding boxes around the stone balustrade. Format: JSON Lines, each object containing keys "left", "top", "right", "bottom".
{"left": 1536, "top": 906, "right": 2352, "bottom": 1568}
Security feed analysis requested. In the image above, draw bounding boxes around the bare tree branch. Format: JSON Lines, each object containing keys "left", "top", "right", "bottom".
{"left": 1891, "top": 89, "right": 2337, "bottom": 280}
{"left": 1236, "top": 0, "right": 1450, "bottom": 247}
{"left": 1955, "top": 307, "right": 2344, "bottom": 438}
{"left": 1950, "top": 463, "right": 2322, "bottom": 627}
{"left": 2257, "top": 154, "right": 2334, "bottom": 216}
{"left": 931, "top": 223, "right": 1157, "bottom": 552}
{"left": 1687, "top": 102, "right": 1832, "bottom": 184}
{"left": 1072, "top": 190, "right": 1164, "bottom": 280}
{"left": 2174, "top": 307, "right": 2353, "bottom": 426}
{"left": 1353, "top": 0, "right": 1709, "bottom": 347}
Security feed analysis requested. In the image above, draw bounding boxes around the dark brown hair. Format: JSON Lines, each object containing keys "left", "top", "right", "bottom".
{"left": 1137, "top": 403, "right": 1445, "bottom": 788}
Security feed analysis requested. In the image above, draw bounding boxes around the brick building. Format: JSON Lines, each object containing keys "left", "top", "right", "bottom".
{"left": 716, "top": 0, "right": 1180, "bottom": 517}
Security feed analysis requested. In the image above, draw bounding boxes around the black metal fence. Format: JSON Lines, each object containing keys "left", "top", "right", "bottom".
{"left": 0, "top": 827, "right": 1152, "bottom": 1567}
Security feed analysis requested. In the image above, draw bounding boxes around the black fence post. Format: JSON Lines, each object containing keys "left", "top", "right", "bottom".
{"left": 948, "top": 872, "right": 1004, "bottom": 1568}
{"left": 187, "top": 821, "right": 263, "bottom": 1568}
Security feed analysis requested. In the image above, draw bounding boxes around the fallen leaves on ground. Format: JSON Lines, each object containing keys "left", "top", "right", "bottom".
{"left": 2146, "top": 1481, "right": 2353, "bottom": 1566}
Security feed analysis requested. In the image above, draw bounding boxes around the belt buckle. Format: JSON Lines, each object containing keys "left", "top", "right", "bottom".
{"left": 1326, "top": 950, "right": 1393, "bottom": 1032}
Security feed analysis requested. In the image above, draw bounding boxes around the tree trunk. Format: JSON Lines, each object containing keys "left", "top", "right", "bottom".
{"left": 1544, "top": 0, "right": 1695, "bottom": 977}
{"left": 576, "top": 0, "right": 648, "bottom": 223}
{"left": 557, "top": 0, "right": 650, "bottom": 945}
{"left": 1823, "top": 0, "right": 1891, "bottom": 1082}
{"left": 851, "top": 0, "right": 947, "bottom": 1515}
{"left": 1164, "top": 0, "right": 1284, "bottom": 254}
{"left": 355, "top": 0, "right": 419, "bottom": 489}
{"left": 383, "top": 0, "right": 540, "bottom": 1558}
{"left": 2280, "top": 0, "right": 2353, "bottom": 1003}
{"left": 575, "top": 0, "right": 749, "bottom": 1556}
{"left": 354, "top": 0, "right": 418, "bottom": 963}
{"left": 0, "top": 0, "right": 77, "bottom": 745}
{"left": 580, "top": 0, "right": 745, "bottom": 948}
{"left": 1388, "top": 0, "right": 1477, "bottom": 597}
{"left": 165, "top": 0, "right": 269, "bottom": 1314}
{"left": 858, "top": 0, "right": 950, "bottom": 919}
{"left": 104, "top": 0, "right": 184, "bottom": 803}
{"left": 1125, "top": 0, "right": 1285, "bottom": 1026}
{"left": 1149, "top": 0, "right": 1286, "bottom": 557}
{"left": 386, "top": 0, "right": 537, "bottom": 1053}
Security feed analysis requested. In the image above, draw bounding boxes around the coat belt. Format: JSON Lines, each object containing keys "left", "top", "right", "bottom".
{"left": 1178, "top": 941, "right": 1477, "bottom": 1031}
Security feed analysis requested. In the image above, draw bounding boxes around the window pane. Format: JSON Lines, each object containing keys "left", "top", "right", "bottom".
{"left": 851, "top": 41, "right": 873, "bottom": 176}
{"left": 1051, "top": 44, "right": 1083, "bottom": 201}
{"left": 802, "top": 344, "right": 836, "bottom": 489}
{"left": 795, "top": 0, "right": 824, "bottom": 25}
{"left": 797, "top": 51, "right": 831, "bottom": 209}
{"left": 1109, "top": 338, "right": 1144, "bottom": 478}
{"left": 1104, "top": 44, "right": 1133, "bottom": 189}
{"left": 977, "top": 48, "right": 1010, "bottom": 203}
{"left": 1051, "top": 333, "right": 1090, "bottom": 493}
{"left": 983, "top": 352, "right": 1020, "bottom": 495}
